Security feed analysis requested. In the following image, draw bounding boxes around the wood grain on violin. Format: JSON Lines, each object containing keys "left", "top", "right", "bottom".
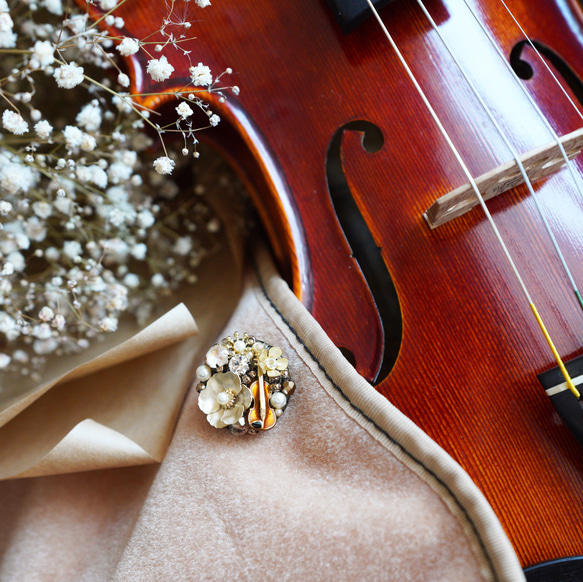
{"left": 95, "top": 0, "right": 583, "bottom": 570}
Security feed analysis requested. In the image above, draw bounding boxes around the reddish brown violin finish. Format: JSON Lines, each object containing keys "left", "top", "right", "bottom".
{"left": 98, "top": 0, "right": 583, "bottom": 568}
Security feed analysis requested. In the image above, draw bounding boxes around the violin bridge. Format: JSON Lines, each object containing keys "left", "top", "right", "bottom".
{"left": 424, "top": 127, "right": 583, "bottom": 229}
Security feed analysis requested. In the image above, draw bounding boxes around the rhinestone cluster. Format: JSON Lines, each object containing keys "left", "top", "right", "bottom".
{"left": 196, "top": 332, "right": 295, "bottom": 435}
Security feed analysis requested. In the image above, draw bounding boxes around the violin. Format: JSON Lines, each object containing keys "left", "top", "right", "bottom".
{"left": 88, "top": 0, "right": 583, "bottom": 576}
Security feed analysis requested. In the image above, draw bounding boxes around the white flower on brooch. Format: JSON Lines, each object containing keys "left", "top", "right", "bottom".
{"left": 205, "top": 343, "right": 229, "bottom": 368}
{"left": 198, "top": 371, "right": 252, "bottom": 429}
{"left": 258, "top": 346, "right": 288, "bottom": 378}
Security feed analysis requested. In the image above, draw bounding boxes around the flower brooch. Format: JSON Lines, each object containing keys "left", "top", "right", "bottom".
{"left": 195, "top": 332, "right": 295, "bottom": 435}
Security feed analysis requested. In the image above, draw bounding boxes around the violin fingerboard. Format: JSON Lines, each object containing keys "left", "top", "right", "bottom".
{"left": 538, "top": 354, "right": 583, "bottom": 447}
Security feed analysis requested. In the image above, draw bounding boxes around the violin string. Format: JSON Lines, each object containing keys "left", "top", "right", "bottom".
{"left": 415, "top": 0, "right": 583, "bottom": 313}
{"left": 495, "top": 0, "right": 583, "bottom": 124}
{"left": 362, "top": 0, "right": 579, "bottom": 397}
{"left": 459, "top": 0, "right": 583, "bottom": 312}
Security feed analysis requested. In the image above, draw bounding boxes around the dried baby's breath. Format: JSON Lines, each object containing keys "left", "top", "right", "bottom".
{"left": 0, "top": 0, "right": 241, "bottom": 384}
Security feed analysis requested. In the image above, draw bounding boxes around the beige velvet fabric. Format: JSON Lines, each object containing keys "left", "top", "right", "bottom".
{"left": 0, "top": 248, "right": 524, "bottom": 582}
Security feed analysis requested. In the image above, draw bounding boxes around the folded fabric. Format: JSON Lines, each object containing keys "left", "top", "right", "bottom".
{"left": 0, "top": 245, "right": 524, "bottom": 581}
{"left": 0, "top": 241, "right": 242, "bottom": 480}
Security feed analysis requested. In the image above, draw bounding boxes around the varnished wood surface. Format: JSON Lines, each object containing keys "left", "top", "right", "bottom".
{"left": 101, "top": 0, "right": 583, "bottom": 568}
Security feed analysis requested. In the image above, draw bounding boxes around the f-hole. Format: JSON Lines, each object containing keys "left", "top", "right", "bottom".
{"left": 510, "top": 40, "right": 583, "bottom": 107}
{"left": 325, "top": 120, "right": 402, "bottom": 385}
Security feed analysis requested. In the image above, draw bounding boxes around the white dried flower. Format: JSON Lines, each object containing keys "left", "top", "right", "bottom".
{"left": 25, "top": 217, "right": 47, "bottom": 242}
{"left": 103, "top": 238, "right": 129, "bottom": 262}
{"left": 120, "top": 150, "right": 137, "bottom": 166}
{"left": 130, "top": 243, "right": 147, "bottom": 260}
{"left": 0, "top": 353, "right": 10, "bottom": 369}
{"left": 0, "top": 313, "right": 16, "bottom": 335}
{"left": 41, "top": 0, "right": 63, "bottom": 15}
{"left": 14, "top": 232, "right": 30, "bottom": 250}
{"left": 33, "top": 338, "right": 58, "bottom": 355}
{"left": 207, "top": 217, "right": 220, "bottom": 233}
{"left": 65, "top": 13, "right": 88, "bottom": 34}
{"left": 76, "top": 102, "right": 102, "bottom": 131}
{"left": 117, "top": 37, "right": 139, "bottom": 56}
{"left": 12, "top": 350, "right": 28, "bottom": 364}
{"left": 54, "top": 62, "right": 84, "bottom": 89}
{"left": 32, "top": 201, "right": 52, "bottom": 218}
{"left": 189, "top": 62, "right": 212, "bottom": 86}
{"left": 173, "top": 236, "right": 192, "bottom": 255}
{"left": 89, "top": 165, "right": 108, "bottom": 188}
{"left": 97, "top": 0, "right": 118, "bottom": 10}
{"left": 39, "top": 306, "right": 55, "bottom": 322}
{"left": 137, "top": 209, "right": 155, "bottom": 228}
{"left": 34, "top": 120, "right": 53, "bottom": 138}
{"left": 153, "top": 156, "right": 175, "bottom": 175}
{"left": 31, "top": 40, "right": 55, "bottom": 67}
{"left": 7, "top": 251, "right": 24, "bottom": 272}
{"left": 1, "top": 262, "right": 14, "bottom": 276}
{"left": 2, "top": 110, "right": 29, "bottom": 135}
{"left": 123, "top": 273, "right": 139, "bottom": 288}
{"left": 80, "top": 133, "right": 97, "bottom": 152}
{"left": 0, "top": 160, "right": 36, "bottom": 195}
{"left": 0, "top": 200, "right": 12, "bottom": 215}
{"left": 0, "top": 12, "right": 13, "bottom": 33}
{"left": 99, "top": 316, "right": 118, "bottom": 332}
{"left": 45, "top": 247, "right": 59, "bottom": 262}
{"left": 0, "top": 29, "right": 15, "bottom": 48}
{"left": 54, "top": 197, "right": 73, "bottom": 215}
{"left": 107, "top": 161, "right": 132, "bottom": 184}
{"left": 63, "top": 125, "right": 83, "bottom": 148}
{"left": 146, "top": 55, "right": 174, "bottom": 82}
{"left": 196, "top": 0, "right": 211, "bottom": 7}
{"left": 33, "top": 323, "right": 53, "bottom": 340}
{"left": 117, "top": 73, "right": 130, "bottom": 87}
{"left": 176, "top": 102, "right": 193, "bottom": 119}
{"left": 209, "top": 114, "right": 220, "bottom": 127}
{"left": 63, "top": 240, "right": 82, "bottom": 260}
{"left": 151, "top": 273, "right": 166, "bottom": 287}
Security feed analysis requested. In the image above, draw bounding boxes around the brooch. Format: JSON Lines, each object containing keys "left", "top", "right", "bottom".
{"left": 195, "top": 332, "right": 295, "bottom": 435}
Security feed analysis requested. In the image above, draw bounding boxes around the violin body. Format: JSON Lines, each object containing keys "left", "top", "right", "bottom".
{"left": 104, "top": 0, "right": 583, "bottom": 568}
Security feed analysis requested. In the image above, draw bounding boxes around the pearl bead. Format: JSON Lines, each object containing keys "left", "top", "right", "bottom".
{"left": 196, "top": 365, "right": 211, "bottom": 381}
{"left": 270, "top": 391, "right": 287, "bottom": 409}
{"left": 233, "top": 339, "right": 246, "bottom": 353}
{"left": 217, "top": 391, "right": 230, "bottom": 405}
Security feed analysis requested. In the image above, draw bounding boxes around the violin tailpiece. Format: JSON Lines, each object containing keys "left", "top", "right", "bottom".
{"left": 424, "top": 127, "right": 583, "bottom": 228}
